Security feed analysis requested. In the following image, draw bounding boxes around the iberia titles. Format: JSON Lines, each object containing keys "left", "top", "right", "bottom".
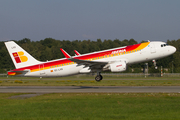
{"left": 111, "top": 49, "right": 126, "bottom": 54}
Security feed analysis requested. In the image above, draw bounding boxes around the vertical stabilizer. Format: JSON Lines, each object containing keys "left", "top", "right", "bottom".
{"left": 5, "top": 41, "right": 42, "bottom": 69}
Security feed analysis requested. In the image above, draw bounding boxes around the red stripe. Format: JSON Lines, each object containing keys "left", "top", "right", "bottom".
{"left": 12, "top": 43, "right": 147, "bottom": 71}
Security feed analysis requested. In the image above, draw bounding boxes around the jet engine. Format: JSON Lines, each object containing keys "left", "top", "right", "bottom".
{"left": 109, "top": 62, "right": 127, "bottom": 72}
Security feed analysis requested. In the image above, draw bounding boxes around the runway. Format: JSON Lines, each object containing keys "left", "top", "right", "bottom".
{"left": 0, "top": 86, "right": 180, "bottom": 93}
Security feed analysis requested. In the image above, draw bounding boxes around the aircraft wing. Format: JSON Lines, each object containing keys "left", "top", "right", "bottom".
{"left": 68, "top": 58, "right": 108, "bottom": 70}
{"left": 61, "top": 48, "right": 109, "bottom": 71}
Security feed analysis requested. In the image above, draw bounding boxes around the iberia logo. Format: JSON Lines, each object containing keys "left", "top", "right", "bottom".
{"left": 12, "top": 51, "right": 28, "bottom": 63}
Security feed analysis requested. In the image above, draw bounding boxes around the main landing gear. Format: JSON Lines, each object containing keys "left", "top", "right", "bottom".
{"left": 95, "top": 72, "right": 103, "bottom": 82}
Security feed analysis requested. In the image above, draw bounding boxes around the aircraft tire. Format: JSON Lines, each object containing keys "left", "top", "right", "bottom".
{"left": 95, "top": 75, "right": 103, "bottom": 82}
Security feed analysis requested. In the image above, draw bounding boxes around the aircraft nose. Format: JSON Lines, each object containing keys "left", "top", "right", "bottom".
{"left": 171, "top": 46, "right": 176, "bottom": 53}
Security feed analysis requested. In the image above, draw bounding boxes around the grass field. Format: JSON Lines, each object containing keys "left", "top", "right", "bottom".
{"left": 0, "top": 93, "right": 180, "bottom": 120}
{"left": 1, "top": 75, "right": 180, "bottom": 120}
{"left": 0, "top": 75, "right": 180, "bottom": 86}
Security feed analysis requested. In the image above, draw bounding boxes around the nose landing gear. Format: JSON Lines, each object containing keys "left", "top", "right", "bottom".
{"left": 152, "top": 60, "right": 158, "bottom": 69}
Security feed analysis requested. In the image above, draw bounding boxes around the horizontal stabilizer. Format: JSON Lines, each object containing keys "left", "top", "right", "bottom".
{"left": 8, "top": 69, "right": 30, "bottom": 76}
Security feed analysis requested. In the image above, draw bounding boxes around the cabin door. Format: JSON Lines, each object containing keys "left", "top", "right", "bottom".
{"left": 39, "top": 64, "right": 46, "bottom": 76}
{"left": 150, "top": 43, "right": 156, "bottom": 53}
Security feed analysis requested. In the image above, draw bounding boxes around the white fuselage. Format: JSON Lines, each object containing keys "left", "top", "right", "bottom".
{"left": 24, "top": 41, "right": 176, "bottom": 77}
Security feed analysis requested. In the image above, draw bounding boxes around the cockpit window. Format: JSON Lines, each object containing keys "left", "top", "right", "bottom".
{"left": 161, "top": 44, "right": 168, "bottom": 47}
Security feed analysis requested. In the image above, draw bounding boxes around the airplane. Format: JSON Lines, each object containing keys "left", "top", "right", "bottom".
{"left": 5, "top": 40, "right": 176, "bottom": 81}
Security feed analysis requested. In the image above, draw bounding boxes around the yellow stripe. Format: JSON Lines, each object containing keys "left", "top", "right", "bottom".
{"left": 135, "top": 42, "right": 150, "bottom": 50}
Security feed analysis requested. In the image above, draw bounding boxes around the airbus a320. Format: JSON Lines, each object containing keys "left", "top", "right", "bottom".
{"left": 5, "top": 41, "right": 176, "bottom": 81}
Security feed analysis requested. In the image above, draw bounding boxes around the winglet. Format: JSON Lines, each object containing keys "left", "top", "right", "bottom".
{"left": 60, "top": 48, "right": 71, "bottom": 58}
{"left": 74, "top": 50, "right": 81, "bottom": 56}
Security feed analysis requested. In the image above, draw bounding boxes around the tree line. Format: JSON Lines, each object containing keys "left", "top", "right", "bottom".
{"left": 0, "top": 38, "right": 179, "bottom": 73}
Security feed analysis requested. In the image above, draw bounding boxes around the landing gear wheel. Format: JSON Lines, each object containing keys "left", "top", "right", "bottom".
{"left": 153, "top": 60, "right": 158, "bottom": 69}
{"left": 95, "top": 75, "right": 103, "bottom": 82}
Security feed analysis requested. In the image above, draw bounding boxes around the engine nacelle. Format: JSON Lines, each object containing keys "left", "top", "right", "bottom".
{"left": 110, "top": 62, "right": 127, "bottom": 72}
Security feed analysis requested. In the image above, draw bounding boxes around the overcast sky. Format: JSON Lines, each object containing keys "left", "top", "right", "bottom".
{"left": 0, "top": 0, "right": 180, "bottom": 42}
